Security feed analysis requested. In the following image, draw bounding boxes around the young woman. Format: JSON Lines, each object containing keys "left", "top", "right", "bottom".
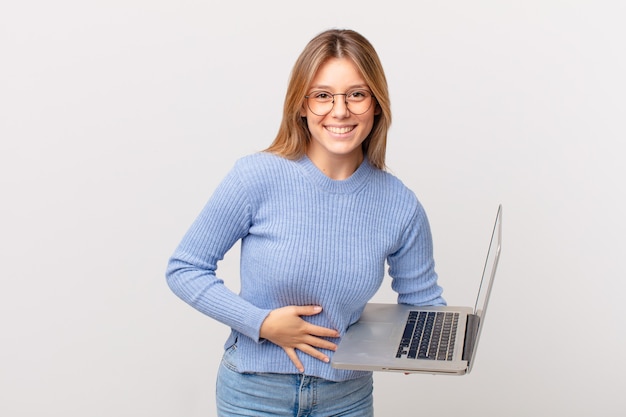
{"left": 166, "top": 28, "right": 445, "bottom": 416}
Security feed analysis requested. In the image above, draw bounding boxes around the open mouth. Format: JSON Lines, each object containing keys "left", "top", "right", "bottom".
{"left": 325, "top": 125, "right": 355, "bottom": 134}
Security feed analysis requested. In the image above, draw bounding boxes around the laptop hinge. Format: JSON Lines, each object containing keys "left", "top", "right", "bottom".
{"left": 462, "top": 314, "right": 480, "bottom": 363}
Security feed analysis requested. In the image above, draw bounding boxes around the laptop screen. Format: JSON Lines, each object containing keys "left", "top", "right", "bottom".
{"left": 466, "top": 204, "right": 502, "bottom": 372}
{"left": 474, "top": 204, "right": 502, "bottom": 319}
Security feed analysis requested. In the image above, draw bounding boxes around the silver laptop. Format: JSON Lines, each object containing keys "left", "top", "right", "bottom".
{"left": 331, "top": 204, "right": 502, "bottom": 375}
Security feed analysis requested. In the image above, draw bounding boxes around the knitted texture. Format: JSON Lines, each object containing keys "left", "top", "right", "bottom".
{"left": 166, "top": 152, "right": 445, "bottom": 381}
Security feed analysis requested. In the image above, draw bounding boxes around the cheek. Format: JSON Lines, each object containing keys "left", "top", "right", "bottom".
{"left": 302, "top": 112, "right": 324, "bottom": 128}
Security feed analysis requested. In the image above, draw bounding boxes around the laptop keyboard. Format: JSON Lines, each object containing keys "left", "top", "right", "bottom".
{"left": 396, "top": 311, "right": 459, "bottom": 361}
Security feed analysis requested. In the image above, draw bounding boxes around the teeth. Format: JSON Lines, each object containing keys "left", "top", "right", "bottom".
{"left": 327, "top": 126, "right": 353, "bottom": 134}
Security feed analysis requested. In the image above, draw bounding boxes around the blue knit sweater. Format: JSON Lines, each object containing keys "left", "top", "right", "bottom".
{"left": 166, "top": 152, "right": 445, "bottom": 381}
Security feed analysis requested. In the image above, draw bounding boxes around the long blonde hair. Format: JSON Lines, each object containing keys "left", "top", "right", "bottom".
{"left": 265, "top": 29, "right": 391, "bottom": 170}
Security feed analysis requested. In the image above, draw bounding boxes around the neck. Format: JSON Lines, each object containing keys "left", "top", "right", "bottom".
{"left": 306, "top": 149, "right": 364, "bottom": 180}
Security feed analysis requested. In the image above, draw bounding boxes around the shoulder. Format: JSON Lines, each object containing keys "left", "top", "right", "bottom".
{"left": 233, "top": 152, "right": 293, "bottom": 174}
{"left": 229, "top": 152, "right": 301, "bottom": 194}
{"left": 370, "top": 168, "right": 420, "bottom": 206}
{"left": 366, "top": 167, "right": 431, "bottom": 230}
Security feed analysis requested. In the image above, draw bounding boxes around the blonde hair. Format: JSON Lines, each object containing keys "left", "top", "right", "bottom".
{"left": 265, "top": 29, "right": 391, "bottom": 170}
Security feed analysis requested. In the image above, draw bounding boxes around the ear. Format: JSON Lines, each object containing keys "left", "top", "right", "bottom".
{"left": 374, "top": 103, "right": 382, "bottom": 116}
{"left": 300, "top": 104, "right": 308, "bottom": 118}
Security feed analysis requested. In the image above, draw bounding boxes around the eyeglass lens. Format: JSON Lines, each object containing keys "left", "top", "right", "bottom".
{"left": 306, "top": 90, "right": 374, "bottom": 116}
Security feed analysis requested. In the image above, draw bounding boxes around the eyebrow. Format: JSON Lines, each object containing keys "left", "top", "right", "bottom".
{"left": 308, "top": 84, "right": 370, "bottom": 92}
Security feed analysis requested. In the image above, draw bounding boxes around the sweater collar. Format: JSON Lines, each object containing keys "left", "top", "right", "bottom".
{"left": 295, "top": 154, "right": 375, "bottom": 194}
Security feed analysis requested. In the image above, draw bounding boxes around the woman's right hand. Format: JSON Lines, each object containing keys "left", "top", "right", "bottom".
{"left": 259, "top": 305, "right": 340, "bottom": 373}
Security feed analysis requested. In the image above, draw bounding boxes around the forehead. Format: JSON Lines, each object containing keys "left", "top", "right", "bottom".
{"left": 310, "top": 57, "right": 366, "bottom": 89}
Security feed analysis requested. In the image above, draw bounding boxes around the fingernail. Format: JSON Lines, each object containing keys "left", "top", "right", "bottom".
{"left": 313, "top": 306, "right": 322, "bottom": 312}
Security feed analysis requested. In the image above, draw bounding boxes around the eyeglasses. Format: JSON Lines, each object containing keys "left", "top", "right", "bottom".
{"left": 304, "top": 89, "right": 375, "bottom": 116}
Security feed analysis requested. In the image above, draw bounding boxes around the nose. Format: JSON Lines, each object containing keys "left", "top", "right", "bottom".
{"left": 331, "top": 94, "right": 350, "bottom": 118}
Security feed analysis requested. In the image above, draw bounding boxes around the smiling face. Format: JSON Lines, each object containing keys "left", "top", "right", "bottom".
{"left": 301, "top": 57, "right": 380, "bottom": 177}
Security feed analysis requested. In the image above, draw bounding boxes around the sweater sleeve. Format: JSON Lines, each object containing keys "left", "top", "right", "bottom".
{"left": 165, "top": 165, "right": 271, "bottom": 342}
{"left": 387, "top": 200, "right": 446, "bottom": 307}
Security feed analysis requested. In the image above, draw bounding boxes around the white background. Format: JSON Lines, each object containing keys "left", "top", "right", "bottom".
{"left": 1, "top": 1, "right": 625, "bottom": 416}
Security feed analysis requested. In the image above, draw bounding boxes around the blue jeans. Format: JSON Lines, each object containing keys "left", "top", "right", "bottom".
{"left": 216, "top": 344, "right": 374, "bottom": 416}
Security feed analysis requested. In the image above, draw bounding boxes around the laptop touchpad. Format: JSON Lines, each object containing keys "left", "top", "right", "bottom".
{"left": 352, "top": 322, "right": 393, "bottom": 341}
